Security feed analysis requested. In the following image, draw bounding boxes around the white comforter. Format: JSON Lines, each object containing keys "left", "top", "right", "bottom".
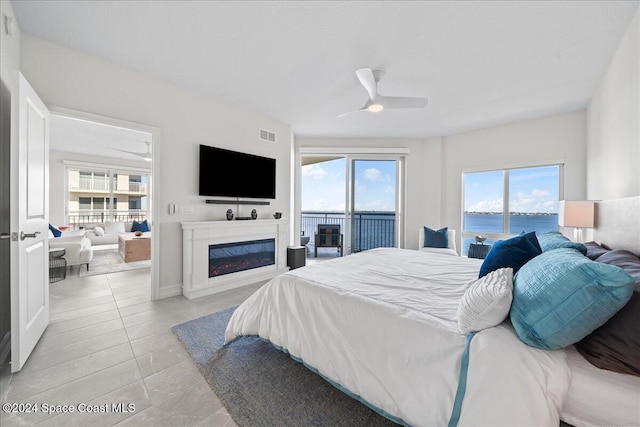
{"left": 224, "top": 248, "right": 570, "bottom": 426}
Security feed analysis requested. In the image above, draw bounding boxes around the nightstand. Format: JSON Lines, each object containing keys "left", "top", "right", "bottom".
{"left": 468, "top": 243, "right": 491, "bottom": 260}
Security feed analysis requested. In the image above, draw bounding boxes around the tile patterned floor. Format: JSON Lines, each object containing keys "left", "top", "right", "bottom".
{"left": 0, "top": 267, "right": 268, "bottom": 426}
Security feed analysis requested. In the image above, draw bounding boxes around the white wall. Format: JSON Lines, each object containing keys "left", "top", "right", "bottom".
{"left": 20, "top": 35, "right": 292, "bottom": 297}
{"left": 440, "top": 111, "right": 586, "bottom": 246}
{"left": 48, "top": 150, "right": 150, "bottom": 226}
{"left": 587, "top": 8, "right": 639, "bottom": 200}
{"left": 298, "top": 111, "right": 586, "bottom": 251}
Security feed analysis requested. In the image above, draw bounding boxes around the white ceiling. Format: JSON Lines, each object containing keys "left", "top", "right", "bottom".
{"left": 11, "top": 0, "right": 640, "bottom": 141}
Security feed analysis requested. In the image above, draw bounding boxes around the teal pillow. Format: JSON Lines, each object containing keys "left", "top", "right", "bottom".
{"left": 423, "top": 226, "right": 448, "bottom": 248}
{"left": 131, "top": 220, "right": 150, "bottom": 233}
{"left": 536, "top": 231, "right": 587, "bottom": 256}
{"left": 478, "top": 232, "right": 541, "bottom": 278}
{"left": 511, "top": 248, "right": 634, "bottom": 350}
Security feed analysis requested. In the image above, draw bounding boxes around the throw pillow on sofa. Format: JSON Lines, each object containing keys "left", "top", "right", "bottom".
{"left": 104, "top": 221, "right": 125, "bottom": 235}
{"left": 131, "top": 220, "right": 150, "bottom": 233}
{"left": 93, "top": 226, "right": 105, "bottom": 236}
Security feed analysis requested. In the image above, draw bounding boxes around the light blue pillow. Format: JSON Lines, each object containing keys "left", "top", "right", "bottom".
{"left": 536, "top": 231, "right": 587, "bottom": 256}
{"left": 478, "top": 231, "right": 541, "bottom": 278}
{"left": 511, "top": 248, "right": 634, "bottom": 350}
{"left": 423, "top": 226, "right": 448, "bottom": 248}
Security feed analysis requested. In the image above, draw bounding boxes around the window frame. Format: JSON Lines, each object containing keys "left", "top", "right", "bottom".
{"left": 461, "top": 160, "right": 564, "bottom": 254}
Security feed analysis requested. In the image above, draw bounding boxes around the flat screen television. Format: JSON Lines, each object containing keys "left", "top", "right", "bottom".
{"left": 199, "top": 144, "right": 276, "bottom": 199}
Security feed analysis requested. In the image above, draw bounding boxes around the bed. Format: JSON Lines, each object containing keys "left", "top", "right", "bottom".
{"left": 224, "top": 197, "right": 640, "bottom": 427}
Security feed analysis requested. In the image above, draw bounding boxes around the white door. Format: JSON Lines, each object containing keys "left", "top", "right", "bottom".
{"left": 10, "top": 73, "right": 50, "bottom": 372}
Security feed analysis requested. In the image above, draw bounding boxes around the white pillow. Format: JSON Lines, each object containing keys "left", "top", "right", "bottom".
{"left": 104, "top": 221, "right": 125, "bottom": 235}
{"left": 457, "top": 267, "right": 513, "bottom": 334}
{"left": 93, "top": 226, "right": 105, "bottom": 236}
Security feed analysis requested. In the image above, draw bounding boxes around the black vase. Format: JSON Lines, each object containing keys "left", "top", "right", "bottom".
{"left": 251, "top": 209, "right": 257, "bottom": 220}
{"left": 226, "top": 209, "right": 233, "bottom": 221}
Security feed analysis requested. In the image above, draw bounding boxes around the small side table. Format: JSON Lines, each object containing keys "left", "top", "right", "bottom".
{"left": 287, "top": 246, "right": 306, "bottom": 270}
{"left": 468, "top": 243, "right": 491, "bottom": 260}
{"left": 49, "top": 248, "right": 67, "bottom": 283}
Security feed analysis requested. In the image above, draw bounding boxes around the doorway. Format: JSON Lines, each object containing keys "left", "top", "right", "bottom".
{"left": 300, "top": 150, "right": 406, "bottom": 257}
{"left": 48, "top": 108, "right": 160, "bottom": 299}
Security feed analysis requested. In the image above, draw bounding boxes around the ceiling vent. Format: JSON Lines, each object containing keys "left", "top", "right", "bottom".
{"left": 259, "top": 129, "right": 276, "bottom": 143}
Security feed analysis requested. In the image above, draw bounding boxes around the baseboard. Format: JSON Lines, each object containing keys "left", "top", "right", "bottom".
{"left": 157, "top": 283, "right": 182, "bottom": 300}
{"left": 0, "top": 331, "right": 10, "bottom": 365}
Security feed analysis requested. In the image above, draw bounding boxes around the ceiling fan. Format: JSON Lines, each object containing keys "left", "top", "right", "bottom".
{"left": 338, "top": 68, "right": 428, "bottom": 117}
{"left": 109, "top": 140, "right": 152, "bottom": 162}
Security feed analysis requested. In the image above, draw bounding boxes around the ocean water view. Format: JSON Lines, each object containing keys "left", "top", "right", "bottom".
{"left": 302, "top": 211, "right": 559, "bottom": 254}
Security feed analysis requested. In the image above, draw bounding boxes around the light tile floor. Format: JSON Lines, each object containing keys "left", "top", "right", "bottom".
{"left": 0, "top": 266, "right": 268, "bottom": 427}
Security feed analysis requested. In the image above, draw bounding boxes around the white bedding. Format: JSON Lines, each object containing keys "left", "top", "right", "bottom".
{"left": 224, "top": 248, "right": 570, "bottom": 426}
{"left": 561, "top": 345, "right": 640, "bottom": 427}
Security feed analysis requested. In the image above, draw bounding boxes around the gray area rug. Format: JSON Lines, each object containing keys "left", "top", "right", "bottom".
{"left": 172, "top": 307, "right": 398, "bottom": 427}
{"left": 77, "top": 247, "right": 150, "bottom": 277}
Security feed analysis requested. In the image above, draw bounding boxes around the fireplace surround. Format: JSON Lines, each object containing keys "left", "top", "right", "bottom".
{"left": 182, "top": 219, "right": 289, "bottom": 299}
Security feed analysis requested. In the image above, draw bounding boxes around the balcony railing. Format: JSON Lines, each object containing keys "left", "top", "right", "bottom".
{"left": 67, "top": 210, "right": 148, "bottom": 227}
{"left": 71, "top": 179, "right": 148, "bottom": 194}
{"left": 301, "top": 211, "right": 395, "bottom": 254}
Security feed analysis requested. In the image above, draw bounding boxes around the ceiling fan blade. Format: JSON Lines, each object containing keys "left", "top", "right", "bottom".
{"left": 355, "top": 68, "right": 378, "bottom": 100}
{"left": 337, "top": 107, "right": 368, "bottom": 118}
{"left": 379, "top": 96, "right": 428, "bottom": 109}
{"left": 109, "top": 147, "right": 152, "bottom": 160}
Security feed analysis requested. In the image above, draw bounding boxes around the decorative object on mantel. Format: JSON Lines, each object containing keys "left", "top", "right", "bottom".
{"left": 475, "top": 235, "right": 487, "bottom": 244}
{"left": 273, "top": 212, "right": 282, "bottom": 219}
{"left": 251, "top": 209, "right": 258, "bottom": 220}
{"left": 226, "top": 209, "right": 234, "bottom": 221}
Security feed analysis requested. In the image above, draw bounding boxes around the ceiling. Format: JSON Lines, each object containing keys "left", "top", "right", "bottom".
{"left": 11, "top": 0, "right": 640, "bottom": 141}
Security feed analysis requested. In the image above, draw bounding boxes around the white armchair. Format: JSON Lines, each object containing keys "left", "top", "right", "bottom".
{"left": 49, "top": 234, "right": 94, "bottom": 271}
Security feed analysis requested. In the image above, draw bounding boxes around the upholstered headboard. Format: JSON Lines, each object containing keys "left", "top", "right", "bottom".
{"left": 593, "top": 196, "right": 640, "bottom": 255}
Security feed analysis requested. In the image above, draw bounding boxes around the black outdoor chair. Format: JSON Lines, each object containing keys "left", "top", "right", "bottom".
{"left": 314, "top": 224, "right": 343, "bottom": 257}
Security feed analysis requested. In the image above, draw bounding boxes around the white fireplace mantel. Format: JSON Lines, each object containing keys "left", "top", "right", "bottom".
{"left": 181, "top": 219, "right": 289, "bottom": 299}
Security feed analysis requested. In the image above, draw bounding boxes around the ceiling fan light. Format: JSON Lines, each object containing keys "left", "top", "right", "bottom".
{"left": 367, "top": 103, "right": 384, "bottom": 113}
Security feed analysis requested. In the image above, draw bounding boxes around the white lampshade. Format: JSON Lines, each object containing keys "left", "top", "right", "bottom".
{"left": 558, "top": 201, "right": 595, "bottom": 228}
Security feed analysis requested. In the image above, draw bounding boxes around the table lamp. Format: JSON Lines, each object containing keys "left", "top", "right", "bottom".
{"left": 558, "top": 200, "right": 595, "bottom": 243}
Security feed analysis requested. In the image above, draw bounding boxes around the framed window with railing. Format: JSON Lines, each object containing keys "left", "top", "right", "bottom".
{"left": 65, "top": 162, "right": 150, "bottom": 227}
{"left": 461, "top": 163, "right": 563, "bottom": 256}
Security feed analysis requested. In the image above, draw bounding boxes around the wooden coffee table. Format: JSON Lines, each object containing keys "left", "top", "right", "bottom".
{"left": 118, "top": 232, "right": 151, "bottom": 262}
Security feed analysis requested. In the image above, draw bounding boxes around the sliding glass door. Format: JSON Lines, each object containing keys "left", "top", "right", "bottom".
{"left": 301, "top": 153, "right": 404, "bottom": 257}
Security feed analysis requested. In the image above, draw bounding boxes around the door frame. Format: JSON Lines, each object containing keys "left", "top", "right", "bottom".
{"left": 48, "top": 106, "right": 162, "bottom": 300}
{"left": 297, "top": 146, "right": 409, "bottom": 254}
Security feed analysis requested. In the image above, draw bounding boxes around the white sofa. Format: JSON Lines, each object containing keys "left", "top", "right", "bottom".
{"left": 48, "top": 230, "right": 94, "bottom": 270}
{"left": 83, "top": 221, "right": 137, "bottom": 246}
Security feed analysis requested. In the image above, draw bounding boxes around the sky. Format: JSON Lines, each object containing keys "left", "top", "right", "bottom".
{"left": 464, "top": 165, "right": 560, "bottom": 213}
{"left": 302, "top": 160, "right": 559, "bottom": 214}
{"left": 301, "top": 158, "right": 396, "bottom": 212}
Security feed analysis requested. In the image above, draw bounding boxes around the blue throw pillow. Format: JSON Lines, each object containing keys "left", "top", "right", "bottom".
{"left": 536, "top": 231, "right": 587, "bottom": 255}
{"left": 478, "top": 231, "right": 541, "bottom": 278}
{"left": 131, "top": 220, "right": 150, "bottom": 233}
{"left": 511, "top": 248, "right": 634, "bottom": 350}
{"left": 49, "top": 224, "right": 62, "bottom": 238}
{"left": 423, "top": 226, "right": 448, "bottom": 248}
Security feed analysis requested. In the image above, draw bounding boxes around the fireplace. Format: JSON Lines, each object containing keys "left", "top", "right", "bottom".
{"left": 209, "top": 238, "right": 275, "bottom": 278}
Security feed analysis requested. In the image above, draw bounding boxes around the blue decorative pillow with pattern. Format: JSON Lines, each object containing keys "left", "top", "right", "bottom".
{"left": 131, "top": 220, "right": 150, "bottom": 233}
{"left": 511, "top": 248, "right": 634, "bottom": 350}
{"left": 478, "top": 231, "right": 541, "bottom": 278}
{"left": 536, "top": 231, "right": 587, "bottom": 255}
{"left": 423, "top": 226, "right": 448, "bottom": 248}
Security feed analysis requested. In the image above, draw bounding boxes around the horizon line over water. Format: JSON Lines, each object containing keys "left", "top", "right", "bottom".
{"left": 464, "top": 211, "right": 558, "bottom": 216}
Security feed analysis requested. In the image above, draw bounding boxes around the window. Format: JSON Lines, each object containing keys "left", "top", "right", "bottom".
{"left": 66, "top": 165, "right": 150, "bottom": 227}
{"left": 462, "top": 164, "right": 562, "bottom": 255}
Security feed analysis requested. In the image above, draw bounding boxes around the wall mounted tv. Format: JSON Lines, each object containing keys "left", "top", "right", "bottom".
{"left": 199, "top": 144, "right": 276, "bottom": 199}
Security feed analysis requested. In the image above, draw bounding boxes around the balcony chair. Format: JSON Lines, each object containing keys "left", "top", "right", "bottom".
{"left": 314, "top": 224, "right": 343, "bottom": 257}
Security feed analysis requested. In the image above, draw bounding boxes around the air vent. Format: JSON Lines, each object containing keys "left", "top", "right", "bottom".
{"left": 259, "top": 129, "right": 276, "bottom": 143}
